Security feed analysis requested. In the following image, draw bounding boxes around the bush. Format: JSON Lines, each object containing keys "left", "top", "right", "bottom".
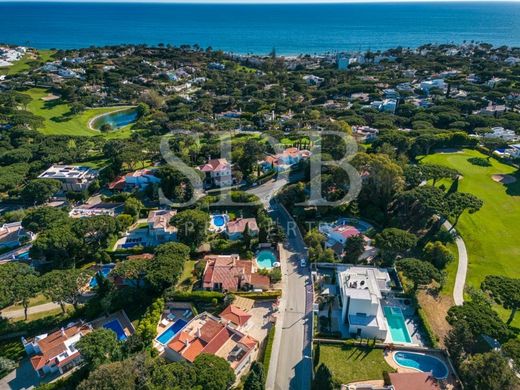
{"left": 234, "top": 291, "right": 281, "bottom": 300}
{"left": 164, "top": 289, "right": 225, "bottom": 303}
{"left": 468, "top": 157, "right": 492, "bottom": 167}
{"left": 261, "top": 327, "right": 275, "bottom": 374}
{"left": 416, "top": 306, "right": 439, "bottom": 348}
{"left": 135, "top": 297, "right": 164, "bottom": 345}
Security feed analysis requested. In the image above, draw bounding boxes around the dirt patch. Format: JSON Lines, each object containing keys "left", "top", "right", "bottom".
{"left": 416, "top": 290, "right": 454, "bottom": 348}
{"left": 492, "top": 174, "right": 517, "bottom": 184}
{"left": 40, "top": 93, "right": 60, "bottom": 101}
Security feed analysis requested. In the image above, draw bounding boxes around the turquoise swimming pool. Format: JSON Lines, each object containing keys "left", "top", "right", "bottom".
{"left": 383, "top": 306, "right": 411, "bottom": 344}
{"left": 256, "top": 249, "right": 277, "bottom": 269}
{"left": 393, "top": 351, "right": 449, "bottom": 379}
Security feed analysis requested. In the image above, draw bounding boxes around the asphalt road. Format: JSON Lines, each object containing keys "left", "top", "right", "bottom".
{"left": 266, "top": 201, "right": 313, "bottom": 390}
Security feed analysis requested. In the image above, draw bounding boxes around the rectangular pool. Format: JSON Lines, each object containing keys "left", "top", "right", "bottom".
{"left": 156, "top": 319, "right": 188, "bottom": 345}
{"left": 103, "top": 319, "right": 127, "bottom": 341}
{"left": 383, "top": 306, "right": 412, "bottom": 344}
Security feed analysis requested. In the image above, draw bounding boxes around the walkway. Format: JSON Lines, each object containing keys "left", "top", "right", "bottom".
{"left": 443, "top": 220, "right": 468, "bottom": 306}
{"left": 1, "top": 302, "right": 63, "bottom": 319}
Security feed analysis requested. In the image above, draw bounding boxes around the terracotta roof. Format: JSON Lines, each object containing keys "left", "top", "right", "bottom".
{"left": 220, "top": 305, "right": 252, "bottom": 326}
{"left": 182, "top": 338, "right": 206, "bottom": 362}
{"left": 239, "top": 335, "right": 258, "bottom": 349}
{"left": 147, "top": 209, "right": 177, "bottom": 230}
{"left": 126, "top": 253, "right": 154, "bottom": 261}
{"left": 202, "top": 255, "right": 266, "bottom": 291}
{"left": 332, "top": 225, "right": 361, "bottom": 239}
{"left": 389, "top": 372, "right": 440, "bottom": 390}
{"left": 226, "top": 218, "right": 259, "bottom": 234}
{"left": 29, "top": 323, "right": 91, "bottom": 371}
{"left": 198, "top": 158, "right": 230, "bottom": 173}
{"left": 199, "top": 319, "right": 225, "bottom": 343}
{"left": 108, "top": 176, "right": 125, "bottom": 190}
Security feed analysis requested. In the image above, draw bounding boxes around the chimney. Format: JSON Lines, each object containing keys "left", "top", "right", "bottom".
{"left": 61, "top": 327, "right": 65, "bottom": 336}
{"left": 196, "top": 328, "right": 201, "bottom": 338}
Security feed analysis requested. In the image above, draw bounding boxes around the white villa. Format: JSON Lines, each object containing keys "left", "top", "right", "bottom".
{"left": 352, "top": 126, "right": 379, "bottom": 142}
{"left": 494, "top": 144, "right": 520, "bottom": 159}
{"left": 38, "top": 165, "right": 98, "bottom": 192}
{"left": 481, "top": 127, "right": 518, "bottom": 142}
{"left": 0, "top": 222, "right": 34, "bottom": 249}
{"left": 420, "top": 79, "right": 446, "bottom": 92}
{"left": 337, "top": 265, "right": 392, "bottom": 339}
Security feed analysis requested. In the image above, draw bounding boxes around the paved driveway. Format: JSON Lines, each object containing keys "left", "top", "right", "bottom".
{"left": 0, "top": 358, "right": 58, "bottom": 390}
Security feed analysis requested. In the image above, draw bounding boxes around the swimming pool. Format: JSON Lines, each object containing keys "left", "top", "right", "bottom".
{"left": 256, "top": 249, "right": 277, "bottom": 270}
{"left": 103, "top": 319, "right": 127, "bottom": 341}
{"left": 393, "top": 351, "right": 449, "bottom": 379}
{"left": 156, "top": 319, "right": 188, "bottom": 345}
{"left": 89, "top": 265, "right": 115, "bottom": 288}
{"left": 209, "top": 214, "right": 229, "bottom": 232}
{"left": 383, "top": 306, "right": 412, "bottom": 344}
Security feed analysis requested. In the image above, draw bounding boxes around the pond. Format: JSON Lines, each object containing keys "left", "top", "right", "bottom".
{"left": 91, "top": 107, "right": 139, "bottom": 130}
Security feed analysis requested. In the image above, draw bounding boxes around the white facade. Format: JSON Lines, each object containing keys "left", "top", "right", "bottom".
{"left": 420, "top": 79, "right": 446, "bottom": 92}
{"left": 482, "top": 127, "right": 519, "bottom": 142}
{"left": 337, "top": 265, "right": 391, "bottom": 340}
{"left": 38, "top": 165, "right": 98, "bottom": 192}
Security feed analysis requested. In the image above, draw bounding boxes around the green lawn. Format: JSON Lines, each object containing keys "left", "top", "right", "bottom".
{"left": 176, "top": 260, "right": 197, "bottom": 291}
{"left": 422, "top": 149, "right": 520, "bottom": 290}
{"left": 317, "top": 343, "right": 394, "bottom": 385}
{"left": 0, "top": 49, "right": 55, "bottom": 75}
{"left": 25, "top": 88, "right": 133, "bottom": 138}
{"left": 440, "top": 241, "right": 459, "bottom": 296}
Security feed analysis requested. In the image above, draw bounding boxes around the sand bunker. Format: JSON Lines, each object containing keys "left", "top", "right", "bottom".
{"left": 492, "top": 174, "right": 517, "bottom": 184}
{"left": 41, "top": 93, "right": 61, "bottom": 101}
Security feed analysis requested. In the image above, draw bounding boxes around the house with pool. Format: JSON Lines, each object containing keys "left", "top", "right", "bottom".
{"left": 163, "top": 309, "right": 258, "bottom": 377}
{"left": 198, "top": 158, "right": 233, "bottom": 189}
{"left": 202, "top": 254, "right": 270, "bottom": 292}
{"left": 337, "top": 265, "right": 391, "bottom": 340}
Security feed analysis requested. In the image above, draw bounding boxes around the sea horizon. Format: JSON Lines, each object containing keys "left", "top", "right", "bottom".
{"left": 1, "top": 1, "right": 519, "bottom": 54}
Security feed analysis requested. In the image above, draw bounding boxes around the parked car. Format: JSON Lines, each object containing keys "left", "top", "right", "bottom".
{"left": 300, "top": 258, "right": 307, "bottom": 267}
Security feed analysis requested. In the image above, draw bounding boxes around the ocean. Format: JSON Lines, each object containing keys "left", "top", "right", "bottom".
{"left": 0, "top": 1, "right": 519, "bottom": 54}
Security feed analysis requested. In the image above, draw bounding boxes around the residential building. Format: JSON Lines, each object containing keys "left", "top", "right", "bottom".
{"left": 147, "top": 209, "right": 177, "bottom": 243}
{"left": 352, "top": 126, "right": 379, "bottom": 142}
{"left": 108, "top": 169, "right": 160, "bottom": 191}
{"left": 0, "top": 221, "right": 34, "bottom": 249}
{"left": 370, "top": 99, "right": 397, "bottom": 113}
{"left": 382, "top": 88, "right": 400, "bottom": 99}
{"left": 337, "top": 265, "right": 392, "bottom": 339}
{"left": 225, "top": 218, "right": 259, "bottom": 240}
{"left": 479, "top": 103, "right": 507, "bottom": 116}
{"left": 494, "top": 144, "right": 520, "bottom": 159}
{"left": 22, "top": 322, "right": 93, "bottom": 378}
{"left": 388, "top": 372, "right": 440, "bottom": 390}
{"left": 38, "top": 165, "right": 98, "bottom": 192}
{"left": 261, "top": 147, "right": 311, "bottom": 172}
{"left": 198, "top": 158, "right": 233, "bottom": 188}
{"left": 303, "top": 74, "right": 324, "bottom": 86}
{"left": 481, "top": 126, "right": 519, "bottom": 142}
{"left": 165, "top": 311, "right": 258, "bottom": 375}
{"left": 219, "top": 304, "right": 252, "bottom": 328}
{"left": 202, "top": 254, "right": 270, "bottom": 292}
{"left": 420, "top": 79, "right": 446, "bottom": 93}
{"left": 69, "top": 202, "right": 123, "bottom": 218}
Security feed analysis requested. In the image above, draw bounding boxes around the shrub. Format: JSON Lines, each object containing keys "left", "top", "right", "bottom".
{"left": 135, "top": 297, "right": 164, "bottom": 346}
{"left": 468, "top": 157, "right": 491, "bottom": 167}
{"left": 164, "top": 289, "right": 225, "bottom": 303}
{"left": 234, "top": 291, "right": 281, "bottom": 300}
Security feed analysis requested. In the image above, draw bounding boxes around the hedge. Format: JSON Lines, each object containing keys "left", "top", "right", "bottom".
{"left": 262, "top": 326, "right": 276, "bottom": 379}
{"left": 234, "top": 291, "right": 282, "bottom": 300}
{"left": 164, "top": 289, "right": 225, "bottom": 303}
{"left": 416, "top": 306, "right": 439, "bottom": 348}
{"left": 136, "top": 297, "right": 164, "bottom": 345}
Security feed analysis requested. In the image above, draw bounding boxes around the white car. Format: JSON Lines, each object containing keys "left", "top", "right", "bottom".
{"left": 300, "top": 259, "right": 307, "bottom": 267}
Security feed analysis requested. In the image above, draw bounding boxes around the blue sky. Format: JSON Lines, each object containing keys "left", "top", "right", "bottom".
{"left": 4, "top": 0, "right": 519, "bottom": 3}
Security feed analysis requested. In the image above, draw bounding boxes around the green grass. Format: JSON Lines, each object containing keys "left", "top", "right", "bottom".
{"left": 440, "top": 241, "right": 459, "bottom": 296}
{"left": 176, "top": 260, "right": 197, "bottom": 291}
{"left": 422, "top": 149, "right": 520, "bottom": 287}
{"left": 4, "top": 294, "right": 51, "bottom": 311}
{"left": 0, "top": 49, "right": 55, "bottom": 76}
{"left": 25, "top": 88, "right": 134, "bottom": 138}
{"left": 317, "top": 343, "right": 394, "bottom": 385}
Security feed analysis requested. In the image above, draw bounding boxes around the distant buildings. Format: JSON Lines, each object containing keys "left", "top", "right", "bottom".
{"left": 303, "top": 74, "right": 324, "bottom": 86}
{"left": 370, "top": 99, "right": 397, "bottom": 113}
{"left": 420, "top": 79, "right": 446, "bottom": 93}
{"left": 198, "top": 158, "right": 233, "bottom": 188}
{"left": 481, "top": 126, "right": 519, "bottom": 142}
{"left": 478, "top": 103, "right": 507, "bottom": 116}
{"left": 38, "top": 165, "right": 98, "bottom": 192}
{"left": 69, "top": 202, "right": 123, "bottom": 218}
{"left": 352, "top": 126, "right": 379, "bottom": 142}
{"left": 202, "top": 254, "right": 270, "bottom": 292}
{"left": 494, "top": 144, "right": 520, "bottom": 159}
{"left": 337, "top": 265, "right": 392, "bottom": 339}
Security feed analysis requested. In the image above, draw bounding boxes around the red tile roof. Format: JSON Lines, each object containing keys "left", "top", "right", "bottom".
{"left": 226, "top": 218, "right": 259, "bottom": 234}
{"left": 199, "top": 159, "right": 230, "bottom": 173}
{"left": 202, "top": 255, "right": 269, "bottom": 291}
{"left": 220, "top": 305, "right": 252, "bottom": 327}
{"left": 389, "top": 372, "right": 440, "bottom": 390}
